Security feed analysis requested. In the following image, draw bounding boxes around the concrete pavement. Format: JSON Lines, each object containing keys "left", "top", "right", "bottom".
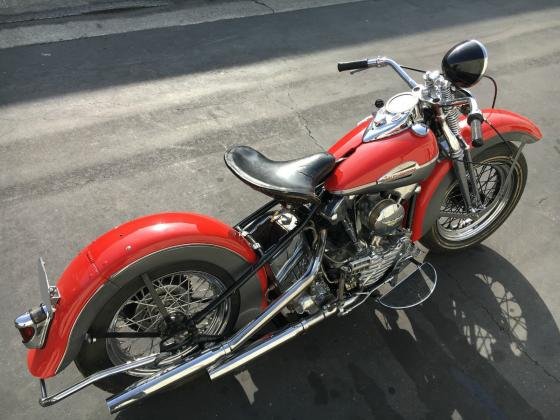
{"left": 1, "top": 0, "right": 559, "bottom": 418}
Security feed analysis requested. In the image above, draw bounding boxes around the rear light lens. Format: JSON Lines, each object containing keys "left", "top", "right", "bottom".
{"left": 14, "top": 304, "right": 51, "bottom": 349}
{"left": 19, "top": 325, "right": 35, "bottom": 343}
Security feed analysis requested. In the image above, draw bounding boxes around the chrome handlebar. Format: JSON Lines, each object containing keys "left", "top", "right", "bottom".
{"left": 339, "top": 55, "right": 484, "bottom": 142}
{"left": 338, "top": 56, "right": 419, "bottom": 88}
{"left": 365, "top": 57, "right": 419, "bottom": 89}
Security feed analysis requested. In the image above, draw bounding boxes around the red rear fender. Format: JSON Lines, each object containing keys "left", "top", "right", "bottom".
{"left": 27, "top": 213, "right": 267, "bottom": 378}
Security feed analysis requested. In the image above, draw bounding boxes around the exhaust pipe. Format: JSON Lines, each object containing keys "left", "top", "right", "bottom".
{"left": 208, "top": 305, "right": 337, "bottom": 380}
{"left": 106, "top": 230, "right": 326, "bottom": 414}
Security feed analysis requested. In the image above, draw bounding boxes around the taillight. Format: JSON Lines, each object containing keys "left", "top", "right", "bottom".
{"left": 19, "top": 325, "right": 35, "bottom": 343}
{"left": 14, "top": 258, "right": 59, "bottom": 349}
{"left": 14, "top": 304, "right": 52, "bottom": 349}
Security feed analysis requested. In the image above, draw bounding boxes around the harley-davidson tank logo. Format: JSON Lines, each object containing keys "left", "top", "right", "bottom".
{"left": 378, "top": 161, "right": 419, "bottom": 183}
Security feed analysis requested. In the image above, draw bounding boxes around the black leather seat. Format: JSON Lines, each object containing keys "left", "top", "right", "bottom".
{"left": 224, "top": 146, "right": 336, "bottom": 203}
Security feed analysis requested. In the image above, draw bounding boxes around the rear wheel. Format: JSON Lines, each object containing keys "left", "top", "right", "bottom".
{"left": 75, "top": 261, "right": 240, "bottom": 393}
{"left": 422, "top": 143, "right": 527, "bottom": 253}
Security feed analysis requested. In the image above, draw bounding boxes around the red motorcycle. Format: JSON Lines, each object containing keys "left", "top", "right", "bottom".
{"left": 15, "top": 40, "right": 541, "bottom": 413}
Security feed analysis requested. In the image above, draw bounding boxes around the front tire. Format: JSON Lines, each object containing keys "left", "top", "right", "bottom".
{"left": 422, "top": 143, "right": 527, "bottom": 253}
{"left": 75, "top": 261, "right": 240, "bottom": 393}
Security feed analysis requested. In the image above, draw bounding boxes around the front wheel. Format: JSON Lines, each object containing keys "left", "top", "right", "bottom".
{"left": 422, "top": 143, "right": 527, "bottom": 253}
{"left": 75, "top": 261, "right": 240, "bottom": 393}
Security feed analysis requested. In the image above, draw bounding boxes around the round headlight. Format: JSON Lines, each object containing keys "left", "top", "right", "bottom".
{"left": 442, "top": 40, "right": 488, "bottom": 88}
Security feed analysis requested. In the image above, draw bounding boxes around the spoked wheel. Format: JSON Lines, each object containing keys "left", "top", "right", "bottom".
{"left": 423, "top": 143, "right": 527, "bottom": 252}
{"left": 75, "top": 262, "right": 240, "bottom": 393}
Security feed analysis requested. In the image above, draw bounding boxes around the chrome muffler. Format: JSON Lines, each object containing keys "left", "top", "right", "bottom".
{"left": 207, "top": 305, "right": 337, "bottom": 380}
{"left": 106, "top": 230, "right": 326, "bottom": 414}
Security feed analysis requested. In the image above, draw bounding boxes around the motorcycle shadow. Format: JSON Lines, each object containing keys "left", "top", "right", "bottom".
{"left": 116, "top": 245, "right": 559, "bottom": 419}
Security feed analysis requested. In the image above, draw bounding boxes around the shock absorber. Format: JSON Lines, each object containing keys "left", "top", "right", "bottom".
{"left": 441, "top": 83, "right": 461, "bottom": 136}
{"left": 442, "top": 81, "right": 483, "bottom": 207}
{"left": 431, "top": 77, "right": 476, "bottom": 211}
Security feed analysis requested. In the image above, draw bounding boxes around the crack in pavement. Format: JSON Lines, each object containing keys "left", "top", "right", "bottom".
{"left": 445, "top": 267, "right": 560, "bottom": 385}
{"left": 252, "top": 0, "right": 275, "bottom": 14}
{"left": 285, "top": 92, "right": 323, "bottom": 151}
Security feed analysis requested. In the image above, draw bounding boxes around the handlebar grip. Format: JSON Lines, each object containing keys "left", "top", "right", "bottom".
{"left": 468, "top": 113, "right": 484, "bottom": 147}
{"left": 337, "top": 60, "right": 369, "bottom": 72}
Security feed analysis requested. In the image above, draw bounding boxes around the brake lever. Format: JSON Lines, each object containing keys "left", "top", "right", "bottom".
{"left": 350, "top": 68, "right": 367, "bottom": 75}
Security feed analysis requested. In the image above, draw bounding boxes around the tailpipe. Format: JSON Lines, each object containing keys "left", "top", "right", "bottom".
{"left": 208, "top": 305, "right": 337, "bottom": 380}
{"left": 106, "top": 230, "right": 326, "bottom": 414}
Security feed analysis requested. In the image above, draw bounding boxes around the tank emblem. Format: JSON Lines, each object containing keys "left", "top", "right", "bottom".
{"left": 378, "top": 161, "right": 418, "bottom": 183}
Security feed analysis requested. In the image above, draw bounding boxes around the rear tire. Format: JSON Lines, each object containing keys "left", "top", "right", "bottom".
{"left": 422, "top": 143, "right": 527, "bottom": 253}
{"left": 75, "top": 261, "right": 240, "bottom": 393}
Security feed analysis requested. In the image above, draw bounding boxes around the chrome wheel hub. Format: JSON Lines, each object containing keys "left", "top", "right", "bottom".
{"left": 106, "top": 270, "right": 229, "bottom": 376}
{"left": 437, "top": 161, "right": 513, "bottom": 242}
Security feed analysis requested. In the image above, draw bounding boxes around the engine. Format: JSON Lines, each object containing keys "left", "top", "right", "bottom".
{"left": 343, "top": 235, "right": 411, "bottom": 289}
{"left": 256, "top": 195, "right": 415, "bottom": 316}
{"left": 323, "top": 193, "right": 413, "bottom": 290}
{"left": 356, "top": 195, "right": 404, "bottom": 236}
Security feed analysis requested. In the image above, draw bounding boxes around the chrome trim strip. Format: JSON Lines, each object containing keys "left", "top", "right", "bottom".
{"left": 378, "top": 161, "right": 419, "bottom": 183}
{"left": 330, "top": 155, "right": 438, "bottom": 195}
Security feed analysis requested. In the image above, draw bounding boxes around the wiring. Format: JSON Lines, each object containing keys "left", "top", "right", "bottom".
{"left": 400, "top": 65, "right": 511, "bottom": 155}
{"left": 483, "top": 118, "right": 516, "bottom": 155}
{"left": 482, "top": 75, "right": 498, "bottom": 108}
{"left": 400, "top": 65, "right": 427, "bottom": 74}
{"left": 401, "top": 65, "right": 498, "bottom": 109}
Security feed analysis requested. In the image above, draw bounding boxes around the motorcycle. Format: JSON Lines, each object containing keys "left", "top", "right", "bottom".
{"left": 14, "top": 40, "right": 541, "bottom": 413}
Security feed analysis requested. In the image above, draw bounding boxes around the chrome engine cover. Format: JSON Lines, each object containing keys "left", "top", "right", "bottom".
{"left": 367, "top": 199, "right": 404, "bottom": 235}
{"left": 345, "top": 236, "right": 411, "bottom": 289}
{"left": 359, "top": 196, "right": 405, "bottom": 236}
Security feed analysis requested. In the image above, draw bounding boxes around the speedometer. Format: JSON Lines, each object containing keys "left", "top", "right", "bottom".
{"left": 385, "top": 92, "right": 419, "bottom": 114}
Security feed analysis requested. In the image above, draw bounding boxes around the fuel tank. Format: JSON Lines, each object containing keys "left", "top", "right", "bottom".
{"left": 325, "top": 118, "right": 438, "bottom": 194}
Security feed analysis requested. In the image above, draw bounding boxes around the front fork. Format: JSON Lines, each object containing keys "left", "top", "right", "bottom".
{"left": 453, "top": 148, "right": 482, "bottom": 210}
{"left": 439, "top": 116, "right": 482, "bottom": 214}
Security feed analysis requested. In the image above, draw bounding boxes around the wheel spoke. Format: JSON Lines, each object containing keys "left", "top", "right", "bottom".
{"left": 142, "top": 273, "right": 171, "bottom": 322}
{"left": 437, "top": 158, "right": 515, "bottom": 241}
{"left": 105, "top": 269, "right": 230, "bottom": 376}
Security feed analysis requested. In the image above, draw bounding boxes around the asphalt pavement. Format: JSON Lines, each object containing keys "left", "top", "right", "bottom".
{"left": 1, "top": 0, "right": 559, "bottom": 419}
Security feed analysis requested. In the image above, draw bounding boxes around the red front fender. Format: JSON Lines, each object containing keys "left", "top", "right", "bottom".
{"left": 411, "top": 108, "right": 542, "bottom": 242}
{"left": 27, "top": 213, "right": 267, "bottom": 378}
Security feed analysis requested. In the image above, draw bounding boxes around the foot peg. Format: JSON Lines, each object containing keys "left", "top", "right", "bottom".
{"left": 377, "top": 262, "right": 437, "bottom": 309}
